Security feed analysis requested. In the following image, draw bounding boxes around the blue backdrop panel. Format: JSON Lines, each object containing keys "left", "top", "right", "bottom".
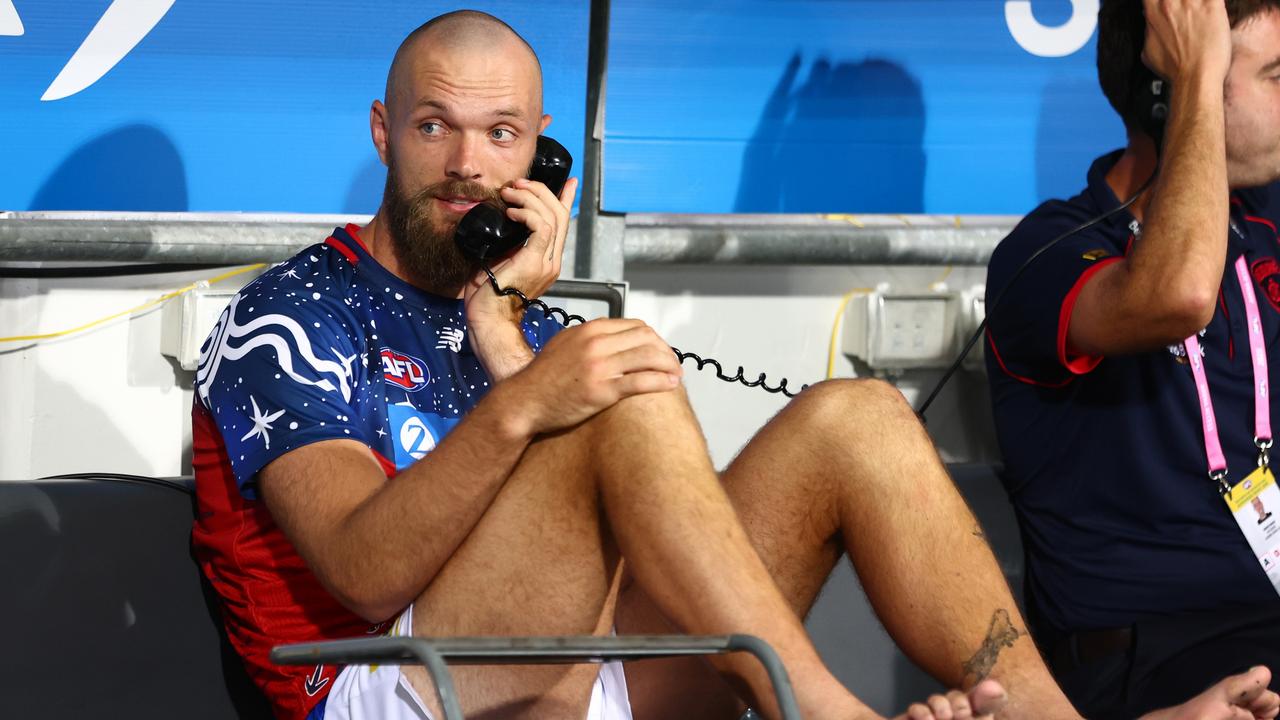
{"left": 604, "top": 0, "right": 1124, "bottom": 214}
{"left": 1, "top": 1, "right": 1122, "bottom": 216}
{"left": 0, "top": 1, "right": 589, "bottom": 214}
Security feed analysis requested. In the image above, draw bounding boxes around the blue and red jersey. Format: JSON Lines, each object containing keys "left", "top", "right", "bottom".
{"left": 986, "top": 151, "right": 1280, "bottom": 634}
{"left": 191, "top": 224, "right": 559, "bottom": 718}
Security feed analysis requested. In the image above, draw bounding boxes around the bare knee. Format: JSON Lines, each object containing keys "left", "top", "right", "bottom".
{"left": 789, "top": 378, "right": 917, "bottom": 435}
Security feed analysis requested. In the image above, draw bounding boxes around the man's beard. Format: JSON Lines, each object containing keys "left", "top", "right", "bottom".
{"left": 382, "top": 157, "right": 504, "bottom": 294}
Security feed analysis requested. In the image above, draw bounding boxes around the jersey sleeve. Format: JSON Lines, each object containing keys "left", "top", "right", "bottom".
{"left": 194, "top": 282, "right": 368, "bottom": 498}
{"left": 984, "top": 203, "right": 1128, "bottom": 386}
{"left": 520, "top": 303, "right": 564, "bottom": 351}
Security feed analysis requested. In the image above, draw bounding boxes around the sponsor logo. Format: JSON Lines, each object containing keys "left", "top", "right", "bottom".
{"left": 304, "top": 664, "right": 330, "bottom": 697}
{"left": 2, "top": 0, "right": 177, "bottom": 101}
{"left": 380, "top": 349, "right": 430, "bottom": 392}
{"left": 1005, "top": 0, "right": 1098, "bottom": 58}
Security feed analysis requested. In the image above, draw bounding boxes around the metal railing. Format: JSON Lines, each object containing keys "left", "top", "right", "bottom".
{"left": 271, "top": 634, "right": 800, "bottom": 720}
{"left": 0, "top": 211, "right": 1016, "bottom": 270}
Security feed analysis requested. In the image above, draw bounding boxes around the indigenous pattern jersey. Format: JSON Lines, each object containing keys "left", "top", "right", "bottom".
{"left": 191, "top": 224, "right": 561, "bottom": 719}
{"left": 986, "top": 151, "right": 1280, "bottom": 633}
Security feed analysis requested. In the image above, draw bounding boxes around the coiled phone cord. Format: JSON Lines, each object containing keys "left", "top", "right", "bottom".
{"left": 482, "top": 267, "right": 808, "bottom": 398}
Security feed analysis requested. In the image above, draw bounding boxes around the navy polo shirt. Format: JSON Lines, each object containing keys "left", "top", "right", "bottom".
{"left": 986, "top": 149, "right": 1280, "bottom": 633}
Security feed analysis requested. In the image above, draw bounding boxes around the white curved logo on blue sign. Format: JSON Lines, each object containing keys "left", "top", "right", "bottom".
{"left": 2, "top": 0, "right": 175, "bottom": 100}
{"left": 1005, "top": 0, "right": 1099, "bottom": 58}
{"left": 0, "top": 0, "right": 23, "bottom": 36}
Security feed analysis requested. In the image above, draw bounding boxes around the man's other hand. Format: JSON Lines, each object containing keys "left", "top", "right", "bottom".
{"left": 1141, "top": 0, "right": 1231, "bottom": 87}
{"left": 504, "top": 318, "right": 684, "bottom": 438}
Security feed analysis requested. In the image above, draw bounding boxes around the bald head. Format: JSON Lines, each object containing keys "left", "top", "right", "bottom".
{"left": 384, "top": 10, "right": 542, "bottom": 116}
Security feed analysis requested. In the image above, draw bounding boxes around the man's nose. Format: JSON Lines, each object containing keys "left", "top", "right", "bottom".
{"left": 445, "top": 134, "right": 483, "bottom": 182}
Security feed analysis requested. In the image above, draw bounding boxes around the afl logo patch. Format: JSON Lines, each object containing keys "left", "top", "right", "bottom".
{"left": 380, "top": 348, "right": 430, "bottom": 392}
{"left": 1251, "top": 258, "right": 1280, "bottom": 314}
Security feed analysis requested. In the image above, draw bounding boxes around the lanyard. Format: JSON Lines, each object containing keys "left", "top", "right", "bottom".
{"left": 1186, "top": 253, "right": 1273, "bottom": 494}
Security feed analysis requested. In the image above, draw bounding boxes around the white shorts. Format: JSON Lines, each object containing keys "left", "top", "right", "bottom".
{"left": 322, "top": 606, "right": 632, "bottom": 720}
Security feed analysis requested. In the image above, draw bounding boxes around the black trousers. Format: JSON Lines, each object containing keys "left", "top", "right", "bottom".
{"left": 1046, "top": 604, "right": 1280, "bottom": 719}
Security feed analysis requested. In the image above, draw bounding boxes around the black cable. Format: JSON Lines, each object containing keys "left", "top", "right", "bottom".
{"left": 0, "top": 263, "right": 224, "bottom": 278}
{"left": 914, "top": 164, "right": 1160, "bottom": 421}
{"left": 483, "top": 267, "right": 806, "bottom": 398}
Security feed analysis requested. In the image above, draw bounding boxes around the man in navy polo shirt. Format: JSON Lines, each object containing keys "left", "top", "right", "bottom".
{"left": 987, "top": 0, "right": 1280, "bottom": 717}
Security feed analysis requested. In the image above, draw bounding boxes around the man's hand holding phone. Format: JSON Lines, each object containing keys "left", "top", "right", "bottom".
{"left": 462, "top": 175, "right": 578, "bottom": 382}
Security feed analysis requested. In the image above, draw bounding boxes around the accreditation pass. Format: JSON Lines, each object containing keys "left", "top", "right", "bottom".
{"left": 1225, "top": 466, "right": 1280, "bottom": 591}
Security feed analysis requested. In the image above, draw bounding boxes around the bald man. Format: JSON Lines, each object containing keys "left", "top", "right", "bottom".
{"left": 190, "top": 10, "right": 1280, "bottom": 720}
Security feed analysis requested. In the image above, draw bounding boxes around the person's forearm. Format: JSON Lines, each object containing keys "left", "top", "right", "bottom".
{"left": 322, "top": 380, "right": 537, "bottom": 620}
{"left": 1126, "top": 71, "right": 1229, "bottom": 328}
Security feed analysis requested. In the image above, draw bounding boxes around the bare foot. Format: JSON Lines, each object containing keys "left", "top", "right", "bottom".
{"left": 892, "top": 679, "right": 1007, "bottom": 720}
{"left": 1141, "top": 667, "right": 1279, "bottom": 720}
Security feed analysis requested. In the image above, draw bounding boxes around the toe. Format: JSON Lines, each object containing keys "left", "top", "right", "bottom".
{"left": 946, "top": 689, "right": 973, "bottom": 720}
{"left": 927, "top": 694, "right": 953, "bottom": 720}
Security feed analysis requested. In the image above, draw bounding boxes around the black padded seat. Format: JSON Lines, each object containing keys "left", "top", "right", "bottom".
{"left": 0, "top": 474, "right": 272, "bottom": 719}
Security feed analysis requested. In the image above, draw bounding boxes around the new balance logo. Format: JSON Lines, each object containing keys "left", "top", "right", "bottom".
{"left": 436, "top": 327, "right": 464, "bottom": 353}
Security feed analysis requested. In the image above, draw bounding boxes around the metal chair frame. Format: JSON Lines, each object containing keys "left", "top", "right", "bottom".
{"left": 272, "top": 634, "right": 800, "bottom": 720}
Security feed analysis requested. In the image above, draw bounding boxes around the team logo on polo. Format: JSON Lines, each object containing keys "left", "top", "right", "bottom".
{"left": 1251, "top": 258, "right": 1280, "bottom": 314}
{"left": 380, "top": 349, "right": 430, "bottom": 391}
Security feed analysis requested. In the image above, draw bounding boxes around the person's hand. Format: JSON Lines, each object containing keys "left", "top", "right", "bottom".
{"left": 502, "top": 318, "right": 683, "bottom": 437}
{"left": 463, "top": 174, "right": 579, "bottom": 330}
{"left": 1141, "top": 0, "right": 1231, "bottom": 87}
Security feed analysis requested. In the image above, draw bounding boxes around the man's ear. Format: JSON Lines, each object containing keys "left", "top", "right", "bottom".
{"left": 371, "top": 100, "right": 391, "bottom": 167}
{"left": 538, "top": 113, "right": 552, "bottom": 135}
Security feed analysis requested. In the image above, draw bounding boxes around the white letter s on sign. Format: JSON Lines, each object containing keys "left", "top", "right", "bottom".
{"left": 1006, "top": 0, "right": 1099, "bottom": 58}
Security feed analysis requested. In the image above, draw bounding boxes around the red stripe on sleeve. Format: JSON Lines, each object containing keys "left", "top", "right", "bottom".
{"left": 1057, "top": 257, "right": 1124, "bottom": 375}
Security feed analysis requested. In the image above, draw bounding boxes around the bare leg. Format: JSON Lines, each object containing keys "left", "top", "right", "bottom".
{"left": 403, "top": 386, "right": 869, "bottom": 719}
{"left": 621, "top": 379, "right": 1067, "bottom": 719}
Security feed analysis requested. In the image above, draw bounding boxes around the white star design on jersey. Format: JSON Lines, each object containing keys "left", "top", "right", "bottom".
{"left": 281, "top": 268, "right": 300, "bottom": 280}
{"left": 241, "top": 395, "right": 286, "bottom": 450}
{"left": 376, "top": 427, "right": 387, "bottom": 438}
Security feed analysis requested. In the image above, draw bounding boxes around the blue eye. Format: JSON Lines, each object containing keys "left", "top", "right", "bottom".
{"left": 490, "top": 128, "right": 513, "bottom": 141}
{"left": 421, "top": 122, "right": 441, "bottom": 135}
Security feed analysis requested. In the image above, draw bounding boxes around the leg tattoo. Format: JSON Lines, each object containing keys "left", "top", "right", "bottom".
{"left": 962, "top": 609, "right": 1025, "bottom": 686}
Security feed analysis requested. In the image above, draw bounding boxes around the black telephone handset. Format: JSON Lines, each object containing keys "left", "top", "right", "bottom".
{"left": 454, "top": 135, "right": 573, "bottom": 262}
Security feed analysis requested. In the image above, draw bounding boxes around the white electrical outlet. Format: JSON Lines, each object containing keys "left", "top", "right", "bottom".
{"left": 842, "top": 290, "right": 959, "bottom": 369}
{"left": 160, "top": 288, "right": 235, "bottom": 370}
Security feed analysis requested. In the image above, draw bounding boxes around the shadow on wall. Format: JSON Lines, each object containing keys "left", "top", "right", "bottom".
{"left": 29, "top": 124, "right": 188, "bottom": 211}
{"left": 735, "top": 53, "right": 926, "bottom": 214}
{"left": 344, "top": 158, "right": 386, "bottom": 215}
{"left": 1035, "top": 74, "right": 1126, "bottom": 202}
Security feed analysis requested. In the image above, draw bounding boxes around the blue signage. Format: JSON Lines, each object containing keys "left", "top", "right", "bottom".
{"left": 1, "top": 1, "right": 1121, "bottom": 216}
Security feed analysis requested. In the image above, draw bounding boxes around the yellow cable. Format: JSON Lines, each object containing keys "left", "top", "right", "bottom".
{"left": 0, "top": 264, "right": 266, "bottom": 343}
{"left": 827, "top": 288, "right": 872, "bottom": 379}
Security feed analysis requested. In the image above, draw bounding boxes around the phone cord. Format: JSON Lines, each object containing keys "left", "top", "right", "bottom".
{"left": 482, "top": 267, "right": 807, "bottom": 398}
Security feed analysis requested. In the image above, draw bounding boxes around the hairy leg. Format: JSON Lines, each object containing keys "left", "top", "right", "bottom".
{"left": 407, "top": 386, "right": 866, "bottom": 720}
{"left": 403, "top": 420, "right": 622, "bottom": 719}
{"left": 622, "top": 379, "right": 1063, "bottom": 719}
